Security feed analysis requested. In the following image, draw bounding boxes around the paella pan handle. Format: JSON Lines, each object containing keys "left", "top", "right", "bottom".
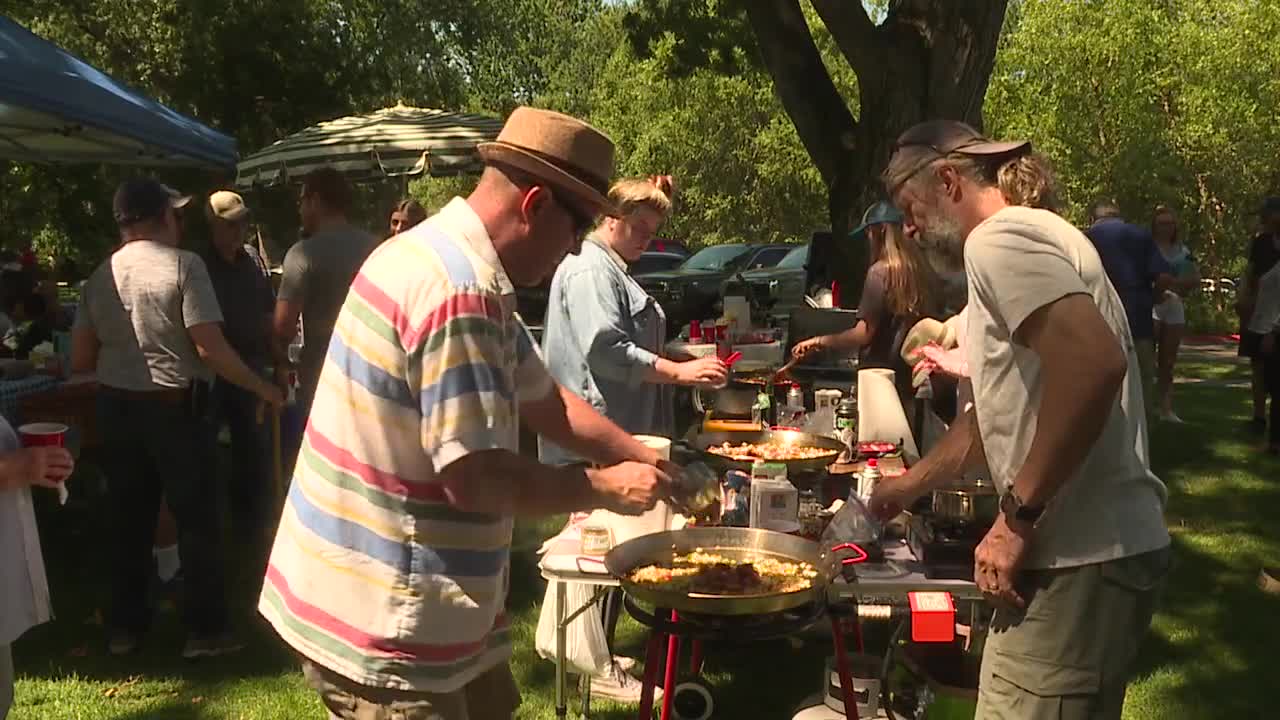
{"left": 574, "top": 556, "right": 608, "bottom": 574}
{"left": 830, "top": 542, "right": 869, "bottom": 566}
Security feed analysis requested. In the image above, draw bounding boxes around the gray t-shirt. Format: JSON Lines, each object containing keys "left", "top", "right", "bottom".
{"left": 964, "top": 206, "right": 1169, "bottom": 570}
{"left": 277, "top": 224, "right": 378, "bottom": 391}
{"left": 76, "top": 241, "right": 223, "bottom": 390}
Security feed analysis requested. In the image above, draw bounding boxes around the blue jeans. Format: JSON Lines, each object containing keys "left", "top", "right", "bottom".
{"left": 98, "top": 388, "right": 226, "bottom": 636}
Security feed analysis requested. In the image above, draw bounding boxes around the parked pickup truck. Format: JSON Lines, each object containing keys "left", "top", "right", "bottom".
{"left": 720, "top": 243, "right": 809, "bottom": 321}
{"left": 634, "top": 243, "right": 792, "bottom": 336}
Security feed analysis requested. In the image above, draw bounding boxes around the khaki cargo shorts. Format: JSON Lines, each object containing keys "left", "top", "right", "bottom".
{"left": 975, "top": 546, "right": 1171, "bottom": 720}
{"left": 302, "top": 658, "right": 521, "bottom": 720}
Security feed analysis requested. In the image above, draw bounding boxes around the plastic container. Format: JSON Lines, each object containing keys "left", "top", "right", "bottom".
{"left": 580, "top": 523, "right": 613, "bottom": 556}
{"left": 723, "top": 295, "right": 751, "bottom": 336}
{"left": 778, "top": 382, "right": 806, "bottom": 428}
{"left": 750, "top": 461, "right": 798, "bottom": 532}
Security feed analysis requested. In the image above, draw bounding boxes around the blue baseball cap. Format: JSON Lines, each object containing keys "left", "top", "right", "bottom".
{"left": 849, "top": 201, "right": 904, "bottom": 242}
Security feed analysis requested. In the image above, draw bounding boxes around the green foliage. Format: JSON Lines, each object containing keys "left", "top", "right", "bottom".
{"left": 535, "top": 4, "right": 827, "bottom": 246}
{"left": 986, "top": 0, "right": 1280, "bottom": 284}
{"left": 409, "top": 175, "right": 479, "bottom": 216}
{"left": 7, "top": 0, "right": 1280, "bottom": 294}
{"left": 621, "top": 0, "right": 757, "bottom": 77}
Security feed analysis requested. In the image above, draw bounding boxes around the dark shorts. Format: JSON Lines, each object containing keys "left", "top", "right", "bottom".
{"left": 1240, "top": 331, "right": 1263, "bottom": 359}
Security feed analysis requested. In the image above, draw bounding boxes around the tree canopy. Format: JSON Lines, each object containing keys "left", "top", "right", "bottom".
{"left": 5, "top": 0, "right": 1280, "bottom": 327}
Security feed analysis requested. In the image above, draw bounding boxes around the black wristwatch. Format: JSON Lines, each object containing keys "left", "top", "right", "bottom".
{"left": 1000, "top": 489, "right": 1045, "bottom": 526}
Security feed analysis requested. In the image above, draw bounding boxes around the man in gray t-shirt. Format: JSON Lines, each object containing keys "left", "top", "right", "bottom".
{"left": 273, "top": 168, "right": 377, "bottom": 419}
{"left": 71, "top": 179, "right": 282, "bottom": 659}
{"left": 77, "top": 239, "right": 222, "bottom": 390}
{"left": 875, "top": 122, "right": 1170, "bottom": 720}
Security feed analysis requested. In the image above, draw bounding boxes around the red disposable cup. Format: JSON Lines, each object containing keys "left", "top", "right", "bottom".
{"left": 19, "top": 422, "right": 68, "bottom": 448}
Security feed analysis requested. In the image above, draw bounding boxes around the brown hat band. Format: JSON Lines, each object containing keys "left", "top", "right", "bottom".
{"left": 497, "top": 141, "right": 609, "bottom": 197}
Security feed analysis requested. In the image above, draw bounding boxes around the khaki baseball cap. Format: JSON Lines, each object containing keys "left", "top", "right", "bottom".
{"left": 208, "top": 190, "right": 250, "bottom": 222}
{"left": 885, "top": 120, "right": 1031, "bottom": 195}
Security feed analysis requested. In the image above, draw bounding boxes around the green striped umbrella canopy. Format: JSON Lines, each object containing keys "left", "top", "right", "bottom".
{"left": 235, "top": 104, "right": 503, "bottom": 188}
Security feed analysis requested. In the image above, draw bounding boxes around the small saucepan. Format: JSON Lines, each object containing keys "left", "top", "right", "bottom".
{"left": 691, "top": 360, "right": 779, "bottom": 417}
{"left": 929, "top": 479, "right": 1000, "bottom": 525}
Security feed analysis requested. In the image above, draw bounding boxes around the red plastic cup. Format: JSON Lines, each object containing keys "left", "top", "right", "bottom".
{"left": 689, "top": 320, "right": 702, "bottom": 341}
{"left": 19, "top": 422, "right": 68, "bottom": 447}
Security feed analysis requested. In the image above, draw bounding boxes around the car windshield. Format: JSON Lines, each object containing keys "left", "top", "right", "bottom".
{"left": 681, "top": 245, "right": 751, "bottom": 271}
{"left": 777, "top": 246, "right": 809, "bottom": 268}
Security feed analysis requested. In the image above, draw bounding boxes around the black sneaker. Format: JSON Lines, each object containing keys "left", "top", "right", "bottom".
{"left": 182, "top": 632, "right": 244, "bottom": 659}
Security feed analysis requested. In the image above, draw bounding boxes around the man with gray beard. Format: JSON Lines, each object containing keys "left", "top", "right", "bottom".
{"left": 869, "top": 121, "right": 1170, "bottom": 720}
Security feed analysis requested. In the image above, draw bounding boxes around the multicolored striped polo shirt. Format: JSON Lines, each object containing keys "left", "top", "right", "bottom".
{"left": 259, "top": 197, "right": 555, "bottom": 693}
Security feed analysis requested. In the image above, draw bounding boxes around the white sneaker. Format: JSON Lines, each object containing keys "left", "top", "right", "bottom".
{"left": 1160, "top": 411, "right": 1186, "bottom": 424}
{"left": 590, "top": 662, "right": 662, "bottom": 704}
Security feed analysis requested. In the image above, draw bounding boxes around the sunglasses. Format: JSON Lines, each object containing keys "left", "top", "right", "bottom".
{"left": 546, "top": 188, "right": 596, "bottom": 240}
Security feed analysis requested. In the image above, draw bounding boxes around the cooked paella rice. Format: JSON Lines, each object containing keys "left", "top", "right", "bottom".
{"left": 628, "top": 549, "right": 818, "bottom": 595}
{"left": 707, "top": 441, "right": 837, "bottom": 462}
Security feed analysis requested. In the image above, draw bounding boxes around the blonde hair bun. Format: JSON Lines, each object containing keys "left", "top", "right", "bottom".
{"left": 608, "top": 176, "right": 674, "bottom": 217}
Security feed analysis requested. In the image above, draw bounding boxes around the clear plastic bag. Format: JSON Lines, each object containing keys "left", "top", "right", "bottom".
{"left": 820, "top": 494, "right": 883, "bottom": 548}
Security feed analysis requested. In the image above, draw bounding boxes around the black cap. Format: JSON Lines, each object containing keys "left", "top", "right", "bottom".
{"left": 1260, "top": 196, "right": 1280, "bottom": 216}
{"left": 113, "top": 178, "right": 191, "bottom": 226}
{"left": 885, "top": 120, "right": 1031, "bottom": 195}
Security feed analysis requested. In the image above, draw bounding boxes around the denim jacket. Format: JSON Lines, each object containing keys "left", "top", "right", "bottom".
{"left": 538, "top": 238, "right": 673, "bottom": 465}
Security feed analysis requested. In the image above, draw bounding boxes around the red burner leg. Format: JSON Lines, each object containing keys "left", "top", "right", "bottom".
{"left": 660, "top": 610, "right": 682, "bottom": 720}
{"left": 637, "top": 626, "right": 664, "bottom": 720}
{"left": 689, "top": 638, "right": 704, "bottom": 676}
{"left": 830, "top": 616, "right": 859, "bottom": 720}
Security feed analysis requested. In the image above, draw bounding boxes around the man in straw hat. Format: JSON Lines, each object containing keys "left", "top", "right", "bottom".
{"left": 868, "top": 121, "right": 1170, "bottom": 719}
{"left": 259, "top": 107, "right": 673, "bottom": 719}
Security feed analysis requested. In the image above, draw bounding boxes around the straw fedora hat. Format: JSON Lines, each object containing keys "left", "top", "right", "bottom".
{"left": 478, "top": 107, "right": 618, "bottom": 216}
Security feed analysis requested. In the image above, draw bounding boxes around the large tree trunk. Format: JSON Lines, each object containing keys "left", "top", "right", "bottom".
{"left": 747, "top": 0, "right": 1007, "bottom": 305}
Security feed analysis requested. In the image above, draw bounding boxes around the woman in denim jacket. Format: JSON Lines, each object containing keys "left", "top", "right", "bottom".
{"left": 540, "top": 177, "right": 726, "bottom": 470}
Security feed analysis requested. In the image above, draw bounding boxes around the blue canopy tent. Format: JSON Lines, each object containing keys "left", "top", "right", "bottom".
{"left": 0, "top": 17, "right": 236, "bottom": 169}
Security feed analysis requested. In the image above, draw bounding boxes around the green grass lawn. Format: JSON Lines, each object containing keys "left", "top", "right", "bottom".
{"left": 10, "top": 347, "right": 1280, "bottom": 719}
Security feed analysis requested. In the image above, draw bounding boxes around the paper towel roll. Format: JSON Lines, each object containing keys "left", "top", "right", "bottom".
{"left": 857, "top": 368, "right": 920, "bottom": 463}
{"left": 594, "top": 434, "right": 675, "bottom": 544}
{"left": 633, "top": 434, "right": 671, "bottom": 460}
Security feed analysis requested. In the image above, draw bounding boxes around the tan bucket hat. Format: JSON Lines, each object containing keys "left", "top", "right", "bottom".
{"left": 208, "top": 190, "right": 250, "bottom": 222}
{"left": 478, "top": 107, "right": 617, "bottom": 216}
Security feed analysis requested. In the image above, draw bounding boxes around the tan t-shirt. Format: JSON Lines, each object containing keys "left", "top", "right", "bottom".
{"left": 964, "top": 206, "right": 1169, "bottom": 569}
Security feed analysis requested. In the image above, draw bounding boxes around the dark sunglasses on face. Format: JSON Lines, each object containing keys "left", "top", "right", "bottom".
{"left": 546, "top": 188, "right": 596, "bottom": 240}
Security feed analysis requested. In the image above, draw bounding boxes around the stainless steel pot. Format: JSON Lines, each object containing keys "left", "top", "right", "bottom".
{"left": 691, "top": 360, "right": 789, "bottom": 417}
{"left": 930, "top": 479, "right": 999, "bottom": 525}
{"left": 692, "top": 382, "right": 759, "bottom": 417}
